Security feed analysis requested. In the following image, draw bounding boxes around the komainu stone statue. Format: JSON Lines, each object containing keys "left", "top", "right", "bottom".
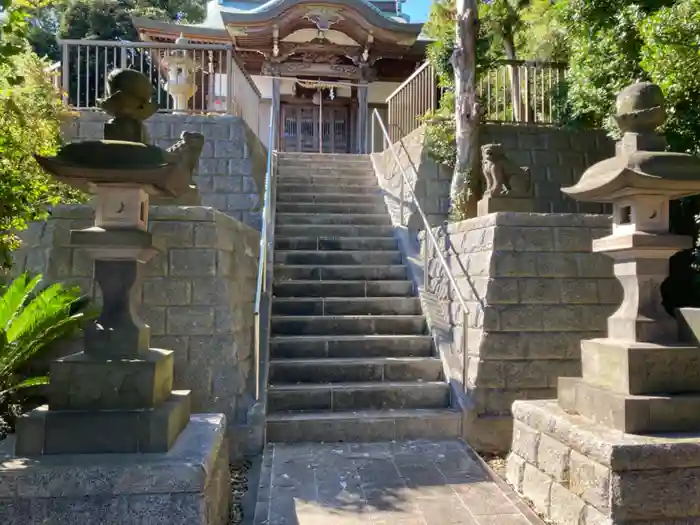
{"left": 477, "top": 143, "right": 534, "bottom": 215}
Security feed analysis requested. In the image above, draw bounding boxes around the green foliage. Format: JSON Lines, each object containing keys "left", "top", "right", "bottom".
{"left": 515, "top": 0, "right": 569, "bottom": 61}
{"left": 0, "top": 273, "right": 92, "bottom": 436}
{"left": 557, "top": 3, "right": 648, "bottom": 134}
{"left": 639, "top": 0, "right": 700, "bottom": 155}
{"left": 422, "top": 0, "right": 496, "bottom": 168}
{"left": 0, "top": 49, "right": 86, "bottom": 269}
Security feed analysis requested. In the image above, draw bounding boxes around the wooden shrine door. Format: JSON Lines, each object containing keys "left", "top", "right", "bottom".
{"left": 281, "top": 104, "right": 349, "bottom": 153}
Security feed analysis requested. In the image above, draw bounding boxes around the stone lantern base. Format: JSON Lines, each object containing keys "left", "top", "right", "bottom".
{"left": 506, "top": 308, "right": 700, "bottom": 525}
{"left": 0, "top": 414, "right": 230, "bottom": 524}
{"left": 507, "top": 400, "right": 700, "bottom": 525}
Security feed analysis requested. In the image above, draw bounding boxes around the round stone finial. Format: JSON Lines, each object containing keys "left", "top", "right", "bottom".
{"left": 105, "top": 69, "right": 153, "bottom": 105}
{"left": 175, "top": 33, "right": 188, "bottom": 45}
{"left": 614, "top": 81, "right": 666, "bottom": 133}
{"left": 99, "top": 68, "right": 158, "bottom": 123}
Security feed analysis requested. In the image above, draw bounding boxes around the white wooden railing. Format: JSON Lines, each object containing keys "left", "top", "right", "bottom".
{"left": 385, "top": 59, "right": 569, "bottom": 143}
{"left": 57, "top": 39, "right": 263, "bottom": 138}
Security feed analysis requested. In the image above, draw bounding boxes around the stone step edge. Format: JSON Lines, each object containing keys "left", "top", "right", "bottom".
{"left": 271, "top": 314, "right": 425, "bottom": 321}
{"left": 272, "top": 278, "right": 413, "bottom": 287}
{"left": 274, "top": 236, "right": 397, "bottom": 241}
{"left": 269, "top": 356, "right": 441, "bottom": 365}
{"left": 275, "top": 191, "right": 384, "bottom": 197}
{"left": 274, "top": 264, "right": 407, "bottom": 270}
{"left": 276, "top": 213, "right": 388, "bottom": 218}
{"left": 271, "top": 334, "right": 432, "bottom": 342}
{"left": 266, "top": 408, "right": 460, "bottom": 422}
{"left": 272, "top": 296, "right": 418, "bottom": 303}
{"left": 268, "top": 381, "right": 448, "bottom": 392}
{"left": 274, "top": 249, "right": 402, "bottom": 256}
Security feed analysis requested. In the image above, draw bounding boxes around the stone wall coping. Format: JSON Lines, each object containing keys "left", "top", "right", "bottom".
{"left": 0, "top": 413, "right": 226, "bottom": 498}
{"left": 512, "top": 399, "right": 700, "bottom": 472}
{"left": 444, "top": 213, "right": 612, "bottom": 234}
{"left": 65, "top": 111, "right": 246, "bottom": 125}
{"left": 481, "top": 122, "right": 609, "bottom": 136}
{"left": 49, "top": 204, "right": 257, "bottom": 229}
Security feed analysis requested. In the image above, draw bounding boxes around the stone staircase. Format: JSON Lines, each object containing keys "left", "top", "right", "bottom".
{"left": 266, "top": 152, "right": 461, "bottom": 443}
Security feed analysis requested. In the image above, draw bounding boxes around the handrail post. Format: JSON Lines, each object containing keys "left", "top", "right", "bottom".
{"left": 61, "top": 42, "right": 69, "bottom": 106}
{"left": 399, "top": 173, "right": 405, "bottom": 226}
{"left": 120, "top": 46, "right": 127, "bottom": 69}
{"left": 423, "top": 234, "right": 429, "bottom": 291}
{"left": 225, "top": 48, "right": 234, "bottom": 115}
{"left": 370, "top": 113, "right": 376, "bottom": 154}
{"left": 524, "top": 65, "right": 531, "bottom": 123}
{"left": 461, "top": 307, "right": 468, "bottom": 392}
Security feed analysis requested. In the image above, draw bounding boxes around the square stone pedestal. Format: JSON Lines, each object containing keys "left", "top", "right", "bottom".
{"left": 507, "top": 400, "right": 700, "bottom": 525}
{"left": 0, "top": 414, "right": 230, "bottom": 525}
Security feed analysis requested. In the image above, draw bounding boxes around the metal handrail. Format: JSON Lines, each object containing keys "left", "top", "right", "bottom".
{"left": 371, "top": 108, "right": 470, "bottom": 392}
{"left": 58, "top": 39, "right": 234, "bottom": 50}
{"left": 253, "top": 96, "right": 279, "bottom": 402}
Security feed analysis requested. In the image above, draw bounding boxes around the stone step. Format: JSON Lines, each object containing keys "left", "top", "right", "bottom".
{"left": 275, "top": 236, "right": 398, "bottom": 251}
{"left": 276, "top": 224, "right": 394, "bottom": 237}
{"left": 277, "top": 192, "right": 383, "bottom": 204}
{"left": 266, "top": 409, "right": 461, "bottom": 443}
{"left": 277, "top": 174, "right": 376, "bottom": 185}
{"left": 272, "top": 297, "right": 421, "bottom": 316}
{"left": 270, "top": 314, "right": 426, "bottom": 336}
{"left": 275, "top": 202, "right": 386, "bottom": 214}
{"left": 272, "top": 280, "right": 414, "bottom": 298}
{"left": 277, "top": 163, "right": 373, "bottom": 173}
{"left": 275, "top": 213, "right": 390, "bottom": 226}
{"left": 277, "top": 153, "right": 371, "bottom": 164}
{"left": 275, "top": 250, "right": 402, "bottom": 266}
{"left": 267, "top": 381, "right": 450, "bottom": 412}
{"left": 269, "top": 357, "right": 443, "bottom": 384}
{"left": 276, "top": 183, "right": 381, "bottom": 195}
{"left": 274, "top": 264, "right": 407, "bottom": 281}
{"left": 270, "top": 334, "right": 434, "bottom": 359}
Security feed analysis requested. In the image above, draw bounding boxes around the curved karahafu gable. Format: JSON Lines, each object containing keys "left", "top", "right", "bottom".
{"left": 219, "top": 0, "right": 423, "bottom": 46}
{"left": 220, "top": 0, "right": 422, "bottom": 33}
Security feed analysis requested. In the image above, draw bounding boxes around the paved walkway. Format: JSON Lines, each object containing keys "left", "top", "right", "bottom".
{"left": 253, "top": 441, "right": 541, "bottom": 525}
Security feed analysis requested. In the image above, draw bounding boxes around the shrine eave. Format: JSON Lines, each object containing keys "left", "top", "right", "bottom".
{"left": 132, "top": 17, "right": 230, "bottom": 43}
{"left": 221, "top": 0, "right": 421, "bottom": 29}
{"left": 220, "top": 0, "right": 423, "bottom": 38}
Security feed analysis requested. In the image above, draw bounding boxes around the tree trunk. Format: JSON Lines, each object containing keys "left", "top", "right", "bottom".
{"left": 450, "top": 0, "right": 481, "bottom": 212}
{"left": 503, "top": 35, "right": 524, "bottom": 122}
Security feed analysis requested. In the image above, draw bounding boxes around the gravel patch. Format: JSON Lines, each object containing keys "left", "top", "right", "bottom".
{"left": 229, "top": 461, "right": 251, "bottom": 525}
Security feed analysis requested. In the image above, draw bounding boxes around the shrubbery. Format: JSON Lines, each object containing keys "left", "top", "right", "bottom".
{"left": 0, "top": 48, "right": 85, "bottom": 270}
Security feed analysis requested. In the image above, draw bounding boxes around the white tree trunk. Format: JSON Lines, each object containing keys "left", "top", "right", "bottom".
{"left": 450, "top": 0, "right": 481, "bottom": 203}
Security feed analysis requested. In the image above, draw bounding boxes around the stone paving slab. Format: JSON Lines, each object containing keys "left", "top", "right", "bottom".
{"left": 253, "top": 441, "right": 542, "bottom": 525}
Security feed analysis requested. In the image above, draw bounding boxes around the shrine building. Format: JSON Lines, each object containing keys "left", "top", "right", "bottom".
{"left": 131, "top": 0, "right": 428, "bottom": 153}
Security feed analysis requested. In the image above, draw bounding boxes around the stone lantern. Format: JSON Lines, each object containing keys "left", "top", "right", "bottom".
{"left": 562, "top": 81, "right": 700, "bottom": 344}
{"left": 505, "top": 81, "right": 700, "bottom": 525}
{"left": 163, "top": 33, "right": 198, "bottom": 113}
{"left": 0, "top": 69, "right": 229, "bottom": 525}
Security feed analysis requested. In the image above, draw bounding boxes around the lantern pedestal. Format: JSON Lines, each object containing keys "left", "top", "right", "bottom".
{"left": 506, "top": 82, "right": 700, "bottom": 524}
{"left": 0, "top": 69, "right": 228, "bottom": 524}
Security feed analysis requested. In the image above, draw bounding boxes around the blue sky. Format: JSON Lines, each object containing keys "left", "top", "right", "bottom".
{"left": 402, "top": 0, "right": 431, "bottom": 22}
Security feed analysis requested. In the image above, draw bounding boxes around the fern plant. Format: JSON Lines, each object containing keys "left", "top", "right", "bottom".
{"left": 0, "top": 273, "right": 92, "bottom": 436}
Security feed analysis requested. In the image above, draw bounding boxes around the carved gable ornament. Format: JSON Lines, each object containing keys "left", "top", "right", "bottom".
{"left": 302, "top": 6, "right": 344, "bottom": 31}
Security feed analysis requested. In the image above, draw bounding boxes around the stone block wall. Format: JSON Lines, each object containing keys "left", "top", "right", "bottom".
{"left": 62, "top": 112, "right": 267, "bottom": 230}
{"left": 420, "top": 212, "right": 619, "bottom": 453}
{"left": 371, "top": 125, "right": 453, "bottom": 229}
{"left": 371, "top": 124, "right": 614, "bottom": 227}
{"left": 482, "top": 124, "right": 613, "bottom": 214}
{"left": 11, "top": 204, "right": 260, "bottom": 458}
